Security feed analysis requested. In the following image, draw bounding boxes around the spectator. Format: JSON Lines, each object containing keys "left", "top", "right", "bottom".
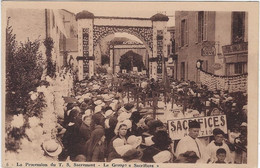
{"left": 215, "top": 148, "right": 227, "bottom": 164}
{"left": 84, "top": 126, "right": 105, "bottom": 162}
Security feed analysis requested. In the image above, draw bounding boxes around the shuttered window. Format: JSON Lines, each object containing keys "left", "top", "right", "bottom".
{"left": 185, "top": 18, "right": 189, "bottom": 46}
{"left": 203, "top": 11, "right": 208, "bottom": 41}
{"left": 195, "top": 12, "right": 198, "bottom": 43}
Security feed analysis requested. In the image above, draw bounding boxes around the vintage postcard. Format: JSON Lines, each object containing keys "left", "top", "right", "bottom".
{"left": 2, "top": 1, "right": 258, "bottom": 168}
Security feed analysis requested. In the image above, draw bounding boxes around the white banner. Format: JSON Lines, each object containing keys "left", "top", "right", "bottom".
{"left": 167, "top": 115, "right": 227, "bottom": 140}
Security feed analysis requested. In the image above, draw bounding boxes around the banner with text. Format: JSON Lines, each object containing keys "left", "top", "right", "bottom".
{"left": 167, "top": 115, "right": 227, "bottom": 140}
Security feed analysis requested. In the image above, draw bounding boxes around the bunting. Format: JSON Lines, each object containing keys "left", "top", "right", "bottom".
{"left": 199, "top": 70, "right": 247, "bottom": 93}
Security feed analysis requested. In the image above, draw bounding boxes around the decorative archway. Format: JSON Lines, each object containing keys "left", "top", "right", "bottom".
{"left": 76, "top": 11, "right": 169, "bottom": 80}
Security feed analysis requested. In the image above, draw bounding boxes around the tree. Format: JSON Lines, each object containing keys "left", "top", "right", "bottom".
{"left": 119, "top": 50, "right": 145, "bottom": 72}
{"left": 6, "top": 18, "right": 44, "bottom": 114}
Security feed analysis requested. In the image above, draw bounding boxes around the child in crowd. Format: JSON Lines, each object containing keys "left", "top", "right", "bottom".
{"left": 215, "top": 148, "right": 227, "bottom": 164}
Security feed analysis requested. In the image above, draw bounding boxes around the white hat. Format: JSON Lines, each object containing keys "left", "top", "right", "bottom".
{"left": 105, "top": 110, "right": 114, "bottom": 118}
{"left": 243, "top": 105, "right": 247, "bottom": 110}
{"left": 110, "top": 103, "right": 117, "bottom": 111}
{"left": 94, "top": 100, "right": 103, "bottom": 106}
{"left": 82, "top": 93, "right": 92, "bottom": 99}
{"left": 110, "top": 159, "right": 125, "bottom": 163}
{"left": 127, "top": 135, "right": 142, "bottom": 148}
{"left": 112, "top": 99, "right": 119, "bottom": 104}
{"left": 94, "top": 105, "right": 102, "bottom": 113}
{"left": 115, "top": 144, "right": 133, "bottom": 156}
{"left": 117, "top": 112, "right": 131, "bottom": 122}
{"left": 84, "top": 109, "right": 92, "bottom": 116}
{"left": 42, "top": 139, "right": 62, "bottom": 157}
{"left": 153, "top": 150, "right": 172, "bottom": 163}
{"left": 122, "top": 119, "right": 132, "bottom": 129}
{"left": 240, "top": 122, "right": 247, "bottom": 127}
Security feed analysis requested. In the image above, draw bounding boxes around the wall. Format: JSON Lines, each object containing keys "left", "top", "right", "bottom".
{"left": 214, "top": 12, "right": 232, "bottom": 75}
{"left": 175, "top": 11, "right": 216, "bottom": 82}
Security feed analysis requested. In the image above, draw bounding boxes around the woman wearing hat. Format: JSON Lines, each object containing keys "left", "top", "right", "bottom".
{"left": 141, "top": 130, "right": 172, "bottom": 163}
{"left": 84, "top": 126, "right": 106, "bottom": 162}
{"left": 61, "top": 109, "right": 82, "bottom": 161}
{"left": 107, "top": 123, "right": 129, "bottom": 162}
{"left": 75, "top": 114, "right": 92, "bottom": 155}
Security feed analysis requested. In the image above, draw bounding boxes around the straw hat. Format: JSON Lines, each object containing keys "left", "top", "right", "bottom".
{"left": 42, "top": 139, "right": 62, "bottom": 157}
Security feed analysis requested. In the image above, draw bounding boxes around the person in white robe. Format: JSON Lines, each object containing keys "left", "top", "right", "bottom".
{"left": 176, "top": 120, "right": 210, "bottom": 163}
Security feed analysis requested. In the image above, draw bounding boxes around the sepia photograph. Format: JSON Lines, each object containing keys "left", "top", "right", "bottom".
{"left": 2, "top": 2, "right": 258, "bottom": 168}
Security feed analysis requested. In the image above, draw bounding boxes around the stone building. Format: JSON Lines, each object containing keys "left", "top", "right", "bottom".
{"left": 175, "top": 11, "right": 248, "bottom": 82}
{"left": 6, "top": 9, "right": 75, "bottom": 73}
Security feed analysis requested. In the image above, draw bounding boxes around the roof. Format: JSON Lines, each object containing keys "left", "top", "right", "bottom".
{"left": 76, "top": 10, "right": 94, "bottom": 20}
{"left": 150, "top": 13, "right": 169, "bottom": 21}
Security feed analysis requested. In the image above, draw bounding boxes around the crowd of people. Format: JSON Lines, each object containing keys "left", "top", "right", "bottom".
{"left": 41, "top": 73, "right": 247, "bottom": 164}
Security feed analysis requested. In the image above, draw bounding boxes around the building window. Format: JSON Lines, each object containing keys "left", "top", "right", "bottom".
{"left": 197, "top": 11, "right": 208, "bottom": 42}
{"left": 198, "top": 11, "right": 203, "bottom": 43}
{"left": 202, "top": 60, "right": 208, "bottom": 72}
{"left": 232, "top": 12, "right": 245, "bottom": 44}
{"left": 181, "top": 19, "right": 188, "bottom": 47}
{"left": 234, "top": 62, "right": 246, "bottom": 74}
{"left": 226, "top": 62, "right": 246, "bottom": 75}
{"left": 181, "top": 62, "right": 185, "bottom": 80}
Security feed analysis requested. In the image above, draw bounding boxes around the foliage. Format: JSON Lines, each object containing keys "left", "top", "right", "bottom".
{"left": 96, "top": 65, "right": 108, "bottom": 74}
{"left": 101, "top": 54, "right": 110, "bottom": 65}
{"left": 43, "top": 37, "right": 56, "bottom": 78}
{"left": 119, "top": 50, "right": 145, "bottom": 72}
{"left": 5, "top": 126, "right": 25, "bottom": 152}
{"left": 6, "top": 19, "right": 44, "bottom": 115}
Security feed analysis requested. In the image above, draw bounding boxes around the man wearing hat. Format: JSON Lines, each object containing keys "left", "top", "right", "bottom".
{"left": 176, "top": 120, "right": 209, "bottom": 163}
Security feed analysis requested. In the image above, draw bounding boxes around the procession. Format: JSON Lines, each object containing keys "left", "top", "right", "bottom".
{"left": 4, "top": 5, "right": 250, "bottom": 166}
